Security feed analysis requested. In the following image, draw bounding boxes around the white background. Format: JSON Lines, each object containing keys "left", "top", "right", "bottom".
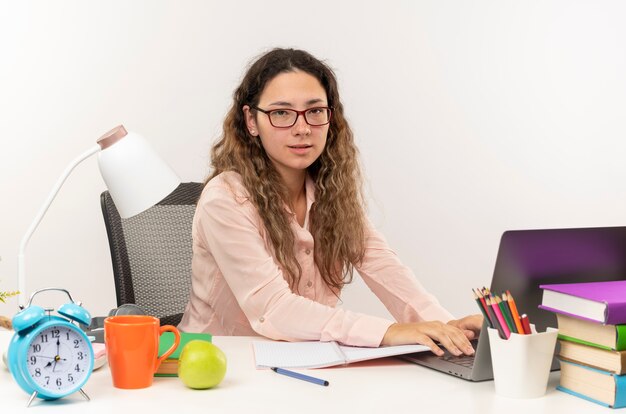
{"left": 1, "top": 1, "right": 626, "bottom": 321}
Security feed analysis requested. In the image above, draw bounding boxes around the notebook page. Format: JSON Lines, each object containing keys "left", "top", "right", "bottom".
{"left": 253, "top": 341, "right": 345, "bottom": 369}
{"left": 339, "top": 343, "right": 430, "bottom": 363}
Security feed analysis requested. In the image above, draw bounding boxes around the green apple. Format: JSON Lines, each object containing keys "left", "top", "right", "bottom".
{"left": 178, "top": 340, "right": 227, "bottom": 389}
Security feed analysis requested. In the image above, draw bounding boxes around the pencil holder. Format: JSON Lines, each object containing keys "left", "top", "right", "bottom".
{"left": 487, "top": 324, "right": 558, "bottom": 398}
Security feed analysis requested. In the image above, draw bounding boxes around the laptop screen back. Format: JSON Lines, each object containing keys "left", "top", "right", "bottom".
{"left": 489, "top": 226, "right": 626, "bottom": 333}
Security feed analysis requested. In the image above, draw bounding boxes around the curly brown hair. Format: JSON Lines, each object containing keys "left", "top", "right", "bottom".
{"left": 209, "top": 48, "right": 366, "bottom": 292}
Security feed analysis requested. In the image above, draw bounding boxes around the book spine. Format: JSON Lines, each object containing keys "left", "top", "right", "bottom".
{"left": 617, "top": 325, "right": 626, "bottom": 351}
{"left": 616, "top": 372, "right": 626, "bottom": 408}
{"left": 607, "top": 302, "right": 626, "bottom": 325}
{"left": 330, "top": 341, "right": 348, "bottom": 365}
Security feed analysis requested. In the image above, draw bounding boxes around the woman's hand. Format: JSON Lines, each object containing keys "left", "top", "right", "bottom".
{"left": 447, "top": 314, "right": 483, "bottom": 340}
{"left": 381, "top": 320, "right": 476, "bottom": 357}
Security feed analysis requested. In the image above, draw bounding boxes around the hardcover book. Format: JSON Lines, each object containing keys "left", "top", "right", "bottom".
{"left": 558, "top": 340, "right": 626, "bottom": 375}
{"left": 155, "top": 332, "right": 212, "bottom": 377}
{"left": 558, "top": 359, "right": 626, "bottom": 408}
{"left": 556, "top": 313, "right": 626, "bottom": 351}
{"left": 539, "top": 280, "right": 626, "bottom": 324}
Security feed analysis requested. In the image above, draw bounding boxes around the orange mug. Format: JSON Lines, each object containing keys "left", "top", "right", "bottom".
{"left": 104, "top": 315, "right": 180, "bottom": 389}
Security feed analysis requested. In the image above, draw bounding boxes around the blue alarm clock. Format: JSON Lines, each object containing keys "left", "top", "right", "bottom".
{"left": 8, "top": 288, "right": 94, "bottom": 407}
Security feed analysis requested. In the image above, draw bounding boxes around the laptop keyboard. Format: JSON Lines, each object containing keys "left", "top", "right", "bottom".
{"left": 442, "top": 354, "right": 475, "bottom": 368}
{"left": 440, "top": 339, "right": 478, "bottom": 368}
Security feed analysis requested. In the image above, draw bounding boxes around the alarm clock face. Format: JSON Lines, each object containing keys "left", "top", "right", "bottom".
{"left": 25, "top": 323, "right": 92, "bottom": 395}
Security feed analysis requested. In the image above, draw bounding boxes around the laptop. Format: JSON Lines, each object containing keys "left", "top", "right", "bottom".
{"left": 400, "top": 226, "right": 626, "bottom": 381}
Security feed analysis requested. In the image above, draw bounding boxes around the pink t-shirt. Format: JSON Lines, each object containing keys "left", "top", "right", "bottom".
{"left": 178, "top": 171, "right": 454, "bottom": 347}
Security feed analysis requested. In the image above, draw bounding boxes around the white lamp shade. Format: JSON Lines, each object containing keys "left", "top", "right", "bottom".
{"left": 97, "top": 130, "right": 180, "bottom": 218}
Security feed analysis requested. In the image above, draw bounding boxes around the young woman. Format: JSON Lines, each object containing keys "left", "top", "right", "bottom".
{"left": 178, "top": 48, "right": 482, "bottom": 356}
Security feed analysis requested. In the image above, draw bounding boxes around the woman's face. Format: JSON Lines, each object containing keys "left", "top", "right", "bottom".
{"left": 244, "top": 70, "right": 329, "bottom": 182}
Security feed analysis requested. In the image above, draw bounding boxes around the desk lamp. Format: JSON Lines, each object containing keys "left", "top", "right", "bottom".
{"left": 17, "top": 125, "right": 180, "bottom": 308}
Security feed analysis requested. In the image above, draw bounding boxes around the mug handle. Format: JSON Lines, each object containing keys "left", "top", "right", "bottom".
{"left": 154, "top": 325, "right": 181, "bottom": 373}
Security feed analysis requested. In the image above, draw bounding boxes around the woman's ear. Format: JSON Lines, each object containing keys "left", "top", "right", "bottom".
{"left": 242, "top": 105, "right": 258, "bottom": 136}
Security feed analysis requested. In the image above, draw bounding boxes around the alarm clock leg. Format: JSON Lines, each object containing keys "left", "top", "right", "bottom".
{"left": 26, "top": 391, "right": 38, "bottom": 408}
{"left": 79, "top": 388, "right": 91, "bottom": 401}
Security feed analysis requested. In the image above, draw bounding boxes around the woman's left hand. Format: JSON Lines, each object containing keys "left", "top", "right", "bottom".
{"left": 447, "top": 314, "right": 483, "bottom": 340}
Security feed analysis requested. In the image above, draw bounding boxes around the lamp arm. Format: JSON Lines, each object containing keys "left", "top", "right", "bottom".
{"left": 17, "top": 144, "right": 102, "bottom": 308}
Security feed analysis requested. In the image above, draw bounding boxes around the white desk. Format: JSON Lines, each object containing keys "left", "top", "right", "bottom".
{"left": 0, "top": 330, "right": 612, "bottom": 413}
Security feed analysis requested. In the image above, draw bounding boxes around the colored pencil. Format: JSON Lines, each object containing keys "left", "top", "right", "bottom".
{"left": 505, "top": 290, "right": 525, "bottom": 335}
{"left": 485, "top": 296, "right": 507, "bottom": 339}
{"left": 520, "top": 314, "right": 532, "bottom": 334}
{"left": 500, "top": 293, "right": 518, "bottom": 334}
{"left": 475, "top": 288, "right": 489, "bottom": 314}
{"left": 472, "top": 289, "right": 494, "bottom": 328}
{"left": 489, "top": 296, "right": 511, "bottom": 339}
{"left": 495, "top": 295, "right": 516, "bottom": 334}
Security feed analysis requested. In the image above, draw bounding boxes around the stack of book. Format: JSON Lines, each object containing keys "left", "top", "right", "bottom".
{"left": 539, "top": 280, "right": 626, "bottom": 409}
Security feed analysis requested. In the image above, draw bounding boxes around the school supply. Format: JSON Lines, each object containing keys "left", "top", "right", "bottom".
{"left": 539, "top": 280, "right": 626, "bottom": 325}
{"left": 558, "top": 359, "right": 626, "bottom": 408}
{"left": 555, "top": 313, "right": 626, "bottom": 351}
{"left": 520, "top": 314, "right": 531, "bottom": 335}
{"left": 472, "top": 287, "right": 547, "bottom": 396}
{"left": 155, "top": 331, "right": 213, "bottom": 376}
{"left": 472, "top": 288, "right": 493, "bottom": 328}
{"left": 401, "top": 226, "right": 626, "bottom": 382}
{"left": 252, "top": 341, "right": 429, "bottom": 369}
{"left": 504, "top": 291, "right": 525, "bottom": 334}
{"left": 558, "top": 340, "right": 626, "bottom": 375}
{"left": 490, "top": 294, "right": 512, "bottom": 338}
{"left": 542, "top": 291, "right": 626, "bottom": 405}
{"left": 271, "top": 367, "right": 329, "bottom": 386}
{"left": 488, "top": 325, "right": 558, "bottom": 398}
{"left": 473, "top": 288, "right": 531, "bottom": 339}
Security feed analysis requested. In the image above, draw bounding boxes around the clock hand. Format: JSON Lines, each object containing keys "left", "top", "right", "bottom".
{"left": 52, "top": 337, "right": 67, "bottom": 372}
{"left": 36, "top": 355, "right": 68, "bottom": 361}
{"left": 52, "top": 353, "right": 67, "bottom": 372}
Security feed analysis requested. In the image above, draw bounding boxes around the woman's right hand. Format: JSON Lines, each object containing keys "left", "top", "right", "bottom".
{"left": 381, "top": 321, "right": 475, "bottom": 356}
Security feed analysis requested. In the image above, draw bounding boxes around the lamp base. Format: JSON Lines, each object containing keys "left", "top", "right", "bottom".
{"left": 0, "top": 316, "right": 11, "bottom": 330}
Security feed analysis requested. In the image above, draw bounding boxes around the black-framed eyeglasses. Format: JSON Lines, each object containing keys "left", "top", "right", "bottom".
{"left": 252, "top": 106, "right": 332, "bottom": 128}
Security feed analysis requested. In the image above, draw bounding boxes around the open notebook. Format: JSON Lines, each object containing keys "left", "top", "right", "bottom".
{"left": 252, "top": 341, "right": 429, "bottom": 369}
